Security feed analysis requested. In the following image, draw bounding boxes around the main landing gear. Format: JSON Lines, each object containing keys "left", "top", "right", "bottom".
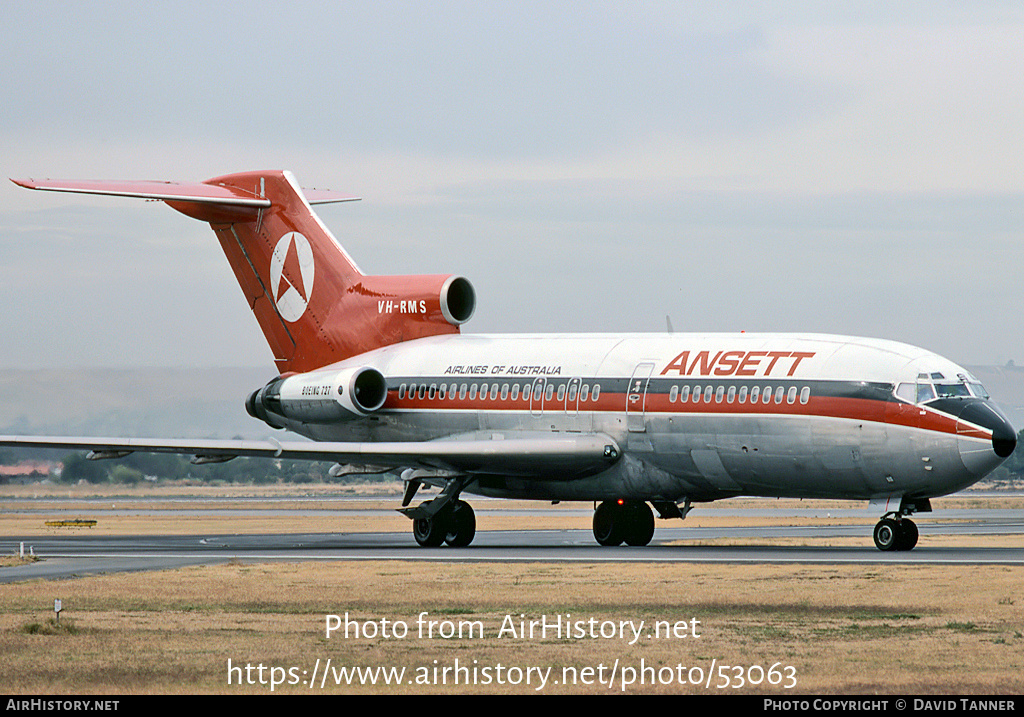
{"left": 411, "top": 499, "right": 476, "bottom": 547}
{"left": 873, "top": 517, "right": 918, "bottom": 552}
{"left": 593, "top": 500, "right": 655, "bottom": 547}
{"left": 400, "top": 476, "right": 477, "bottom": 547}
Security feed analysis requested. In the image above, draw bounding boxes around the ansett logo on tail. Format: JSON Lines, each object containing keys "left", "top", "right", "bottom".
{"left": 271, "top": 232, "right": 315, "bottom": 322}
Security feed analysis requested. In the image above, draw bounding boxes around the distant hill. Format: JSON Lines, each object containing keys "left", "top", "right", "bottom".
{"left": 0, "top": 367, "right": 276, "bottom": 439}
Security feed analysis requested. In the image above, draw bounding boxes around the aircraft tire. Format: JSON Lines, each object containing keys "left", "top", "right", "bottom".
{"left": 593, "top": 501, "right": 625, "bottom": 546}
{"left": 622, "top": 501, "right": 655, "bottom": 547}
{"left": 413, "top": 501, "right": 449, "bottom": 547}
{"left": 895, "top": 519, "right": 918, "bottom": 551}
{"left": 872, "top": 518, "right": 899, "bottom": 551}
{"left": 444, "top": 500, "right": 476, "bottom": 547}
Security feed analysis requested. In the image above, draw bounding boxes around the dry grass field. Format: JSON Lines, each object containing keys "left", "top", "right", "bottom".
{"left": 1, "top": 482, "right": 1022, "bottom": 695}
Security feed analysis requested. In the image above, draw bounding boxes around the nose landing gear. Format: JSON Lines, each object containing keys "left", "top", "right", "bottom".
{"left": 872, "top": 517, "right": 918, "bottom": 551}
{"left": 871, "top": 496, "right": 929, "bottom": 551}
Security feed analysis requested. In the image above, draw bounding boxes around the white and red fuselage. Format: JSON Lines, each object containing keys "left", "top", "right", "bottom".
{"left": 259, "top": 331, "right": 1014, "bottom": 505}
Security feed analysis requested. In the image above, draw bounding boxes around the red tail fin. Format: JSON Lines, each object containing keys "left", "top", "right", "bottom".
{"left": 13, "top": 171, "right": 475, "bottom": 373}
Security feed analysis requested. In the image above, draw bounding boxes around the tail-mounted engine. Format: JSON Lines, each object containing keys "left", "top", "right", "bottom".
{"left": 246, "top": 366, "right": 388, "bottom": 428}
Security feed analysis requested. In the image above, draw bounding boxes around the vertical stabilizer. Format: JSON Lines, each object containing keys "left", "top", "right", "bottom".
{"left": 13, "top": 171, "right": 476, "bottom": 373}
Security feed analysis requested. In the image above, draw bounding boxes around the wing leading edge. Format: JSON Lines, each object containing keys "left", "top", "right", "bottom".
{"left": 0, "top": 432, "right": 621, "bottom": 479}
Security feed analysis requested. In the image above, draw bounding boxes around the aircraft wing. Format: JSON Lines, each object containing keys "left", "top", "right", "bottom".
{"left": 0, "top": 432, "right": 621, "bottom": 479}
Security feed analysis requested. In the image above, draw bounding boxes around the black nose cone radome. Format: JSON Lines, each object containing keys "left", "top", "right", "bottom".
{"left": 992, "top": 418, "right": 1017, "bottom": 459}
{"left": 958, "top": 400, "right": 1017, "bottom": 459}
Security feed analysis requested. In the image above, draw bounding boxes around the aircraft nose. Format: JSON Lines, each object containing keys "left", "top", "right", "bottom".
{"left": 991, "top": 413, "right": 1017, "bottom": 459}
{"left": 956, "top": 400, "right": 1017, "bottom": 474}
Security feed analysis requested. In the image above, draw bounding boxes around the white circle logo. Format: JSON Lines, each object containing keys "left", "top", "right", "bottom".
{"left": 270, "top": 232, "right": 315, "bottom": 322}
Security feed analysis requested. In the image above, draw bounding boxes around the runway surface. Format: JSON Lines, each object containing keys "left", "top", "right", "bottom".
{"left": 3, "top": 513, "right": 1024, "bottom": 583}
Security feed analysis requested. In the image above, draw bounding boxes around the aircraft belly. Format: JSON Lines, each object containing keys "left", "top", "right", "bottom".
{"left": 296, "top": 405, "right": 980, "bottom": 504}
{"left": 473, "top": 457, "right": 695, "bottom": 502}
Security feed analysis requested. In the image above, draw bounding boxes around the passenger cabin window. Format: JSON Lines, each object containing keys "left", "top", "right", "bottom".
{"left": 592, "top": 385, "right": 601, "bottom": 401}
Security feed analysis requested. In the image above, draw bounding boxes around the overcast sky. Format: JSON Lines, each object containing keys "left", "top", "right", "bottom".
{"left": 2, "top": 2, "right": 1023, "bottom": 369}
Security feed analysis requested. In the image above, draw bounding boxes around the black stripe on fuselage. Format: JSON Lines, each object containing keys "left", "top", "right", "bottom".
{"left": 386, "top": 376, "right": 900, "bottom": 406}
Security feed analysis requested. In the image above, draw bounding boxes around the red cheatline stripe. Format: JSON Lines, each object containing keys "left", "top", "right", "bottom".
{"left": 383, "top": 391, "right": 988, "bottom": 441}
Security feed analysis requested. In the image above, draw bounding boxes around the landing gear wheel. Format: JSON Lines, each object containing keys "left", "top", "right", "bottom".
{"left": 593, "top": 500, "right": 655, "bottom": 547}
{"left": 874, "top": 517, "right": 919, "bottom": 551}
{"left": 894, "top": 519, "right": 918, "bottom": 551}
{"left": 593, "top": 501, "right": 625, "bottom": 546}
{"left": 873, "top": 518, "right": 899, "bottom": 551}
{"left": 444, "top": 500, "right": 476, "bottom": 547}
{"left": 412, "top": 500, "right": 449, "bottom": 547}
{"left": 622, "top": 501, "right": 655, "bottom": 546}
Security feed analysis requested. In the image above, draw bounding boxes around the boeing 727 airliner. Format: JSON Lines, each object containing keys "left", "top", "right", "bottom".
{"left": 3, "top": 170, "right": 1016, "bottom": 550}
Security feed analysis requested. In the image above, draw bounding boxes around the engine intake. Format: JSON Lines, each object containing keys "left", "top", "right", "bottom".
{"left": 246, "top": 366, "right": 388, "bottom": 427}
{"left": 440, "top": 276, "right": 475, "bottom": 325}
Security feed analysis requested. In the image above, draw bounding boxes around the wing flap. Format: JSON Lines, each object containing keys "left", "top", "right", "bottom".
{"left": 0, "top": 432, "right": 620, "bottom": 479}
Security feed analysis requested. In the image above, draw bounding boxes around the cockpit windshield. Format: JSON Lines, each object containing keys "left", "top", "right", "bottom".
{"left": 935, "top": 383, "right": 971, "bottom": 399}
{"left": 895, "top": 374, "right": 991, "bottom": 404}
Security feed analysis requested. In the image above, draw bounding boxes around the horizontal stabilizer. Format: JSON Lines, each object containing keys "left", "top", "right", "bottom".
{"left": 10, "top": 177, "right": 359, "bottom": 207}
